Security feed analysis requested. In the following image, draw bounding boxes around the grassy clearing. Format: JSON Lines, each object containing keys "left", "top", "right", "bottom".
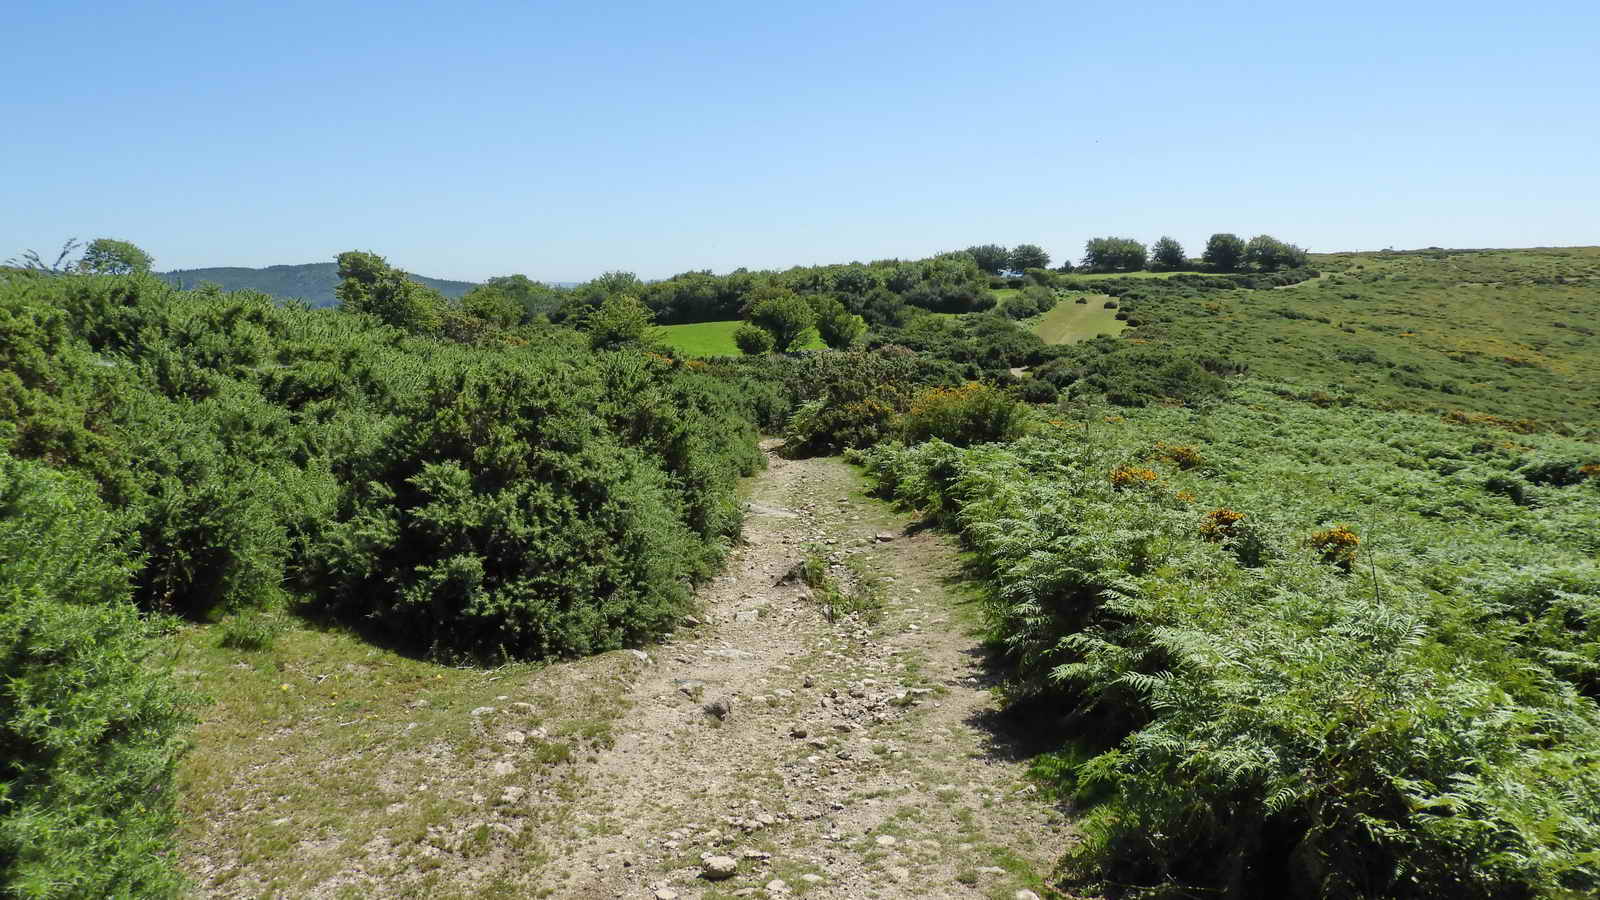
{"left": 657, "top": 319, "right": 826, "bottom": 357}
{"left": 1032, "top": 297, "right": 1126, "bottom": 344}
{"left": 173, "top": 621, "right": 639, "bottom": 898}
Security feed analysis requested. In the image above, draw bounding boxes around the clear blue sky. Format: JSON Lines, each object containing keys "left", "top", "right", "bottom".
{"left": 5, "top": 0, "right": 1597, "bottom": 282}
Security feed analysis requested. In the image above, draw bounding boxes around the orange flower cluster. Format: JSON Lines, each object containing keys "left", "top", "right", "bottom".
{"left": 1153, "top": 442, "right": 1205, "bottom": 470}
{"left": 1580, "top": 463, "right": 1600, "bottom": 480}
{"left": 1198, "top": 507, "right": 1245, "bottom": 541}
{"left": 1109, "top": 465, "right": 1159, "bottom": 488}
{"left": 1308, "top": 524, "right": 1360, "bottom": 572}
{"left": 906, "top": 382, "right": 984, "bottom": 417}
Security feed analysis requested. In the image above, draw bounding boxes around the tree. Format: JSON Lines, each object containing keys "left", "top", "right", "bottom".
{"left": 5, "top": 238, "right": 82, "bottom": 274}
{"left": 809, "top": 295, "right": 865, "bottom": 349}
{"left": 78, "top": 238, "right": 153, "bottom": 275}
{"left": 460, "top": 284, "right": 523, "bottom": 328}
{"left": 1243, "top": 235, "right": 1308, "bottom": 271}
{"left": 966, "top": 244, "right": 1010, "bottom": 275}
{"left": 479, "top": 274, "right": 561, "bottom": 321}
{"left": 1008, "top": 244, "right": 1051, "bottom": 272}
{"left": 1202, "top": 233, "right": 1246, "bottom": 272}
{"left": 733, "top": 323, "right": 775, "bottom": 355}
{"left": 335, "top": 250, "right": 443, "bottom": 333}
{"left": 748, "top": 293, "right": 817, "bottom": 352}
{"left": 1081, "top": 237, "right": 1147, "bottom": 273}
{"left": 1150, "top": 236, "right": 1186, "bottom": 272}
{"left": 586, "top": 294, "right": 655, "bottom": 350}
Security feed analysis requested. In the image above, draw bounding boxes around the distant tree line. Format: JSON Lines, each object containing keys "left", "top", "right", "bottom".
{"left": 957, "top": 235, "right": 1311, "bottom": 277}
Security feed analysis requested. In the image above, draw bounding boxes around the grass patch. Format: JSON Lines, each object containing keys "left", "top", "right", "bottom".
{"left": 173, "top": 620, "right": 638, "bottom": 897}
{"left": 658, "top": 319, "right": 826, "bottom": 357}
{"left": 1031, "top": 297, "right": 1126, "bottom": 344}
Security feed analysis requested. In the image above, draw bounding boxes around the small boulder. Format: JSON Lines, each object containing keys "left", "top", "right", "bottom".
{"left": 704, "top": 696, "right": 734, "bottom": 720}
{"left": 701, "top": 855, "right": 738, "bottom": 880}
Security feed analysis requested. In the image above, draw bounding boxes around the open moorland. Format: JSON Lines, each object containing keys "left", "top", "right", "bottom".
{"left": 2, "top": 239, "right": 1597, "bottom": 900}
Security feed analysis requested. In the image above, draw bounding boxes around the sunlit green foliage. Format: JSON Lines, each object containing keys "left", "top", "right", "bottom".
{"left": 861, "top": 381, "right": 1600, "bottom": 898}
{"left": 0, "top": 453, "right": 194, "bottom": 899}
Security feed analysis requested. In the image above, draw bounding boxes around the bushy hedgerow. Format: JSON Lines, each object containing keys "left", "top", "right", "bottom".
{"left": 872, "top": 313, "right": 1058, "bottom": 375}
{"left": 0, "top": 274, "right": 763, "bottom": 662}
{"left": 0, "top": 453, "right": 194, "bottom": 898}
{"left": 858, "top": 384, "right": 1600, "bottom": 898}
{"left": 899, "top": 382, "right": 1030, "bottom": 447}
{"left": 770, "top": 350, "right": 964, "bottom": 457}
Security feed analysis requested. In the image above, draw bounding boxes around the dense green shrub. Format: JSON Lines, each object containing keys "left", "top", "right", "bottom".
{"left": 1034, "top": 339, "right": 1241, "bottom": 407}
{"left": 0, "top": 453, "right": 194, "bottom": 898}
{"left": 776, "top": 350, "right": 962, "bottom": 457}
{"left": 308, "top": 348, "right": 760, "bottom": 659}
{"left": 899, "top": 382, "right": 1029, "bottom": 446}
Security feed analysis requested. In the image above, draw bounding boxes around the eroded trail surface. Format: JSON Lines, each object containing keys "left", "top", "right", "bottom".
{"left": 538, "top": 443, "right": 1071, "bottom": 899}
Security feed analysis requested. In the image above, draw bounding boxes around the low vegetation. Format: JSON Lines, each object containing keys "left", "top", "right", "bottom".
{"left": 3, "top": 237, "right": 1595, "bottom": 897}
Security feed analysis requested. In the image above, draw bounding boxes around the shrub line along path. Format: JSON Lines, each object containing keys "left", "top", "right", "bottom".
{"left": 537, "top": 440, "right": 1069, "bottom": 899}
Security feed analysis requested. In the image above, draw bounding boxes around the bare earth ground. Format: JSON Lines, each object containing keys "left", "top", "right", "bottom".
{"left": 177, "top": 443, "right": 1073, "bottom": 899}
{"left": 540, "top": 443, "right": 1072, "bottom": 899}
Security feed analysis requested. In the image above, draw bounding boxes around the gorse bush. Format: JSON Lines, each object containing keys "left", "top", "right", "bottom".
{"left": 860, "top": 382, "right": 1600, "bottom": 899}
{"left": 773, "top": 349, "right": 963, "bottom": 457}
{"left": 899, "top": 382, "right": 1029, "bottom": 447}
{"left": 0, "top": 453, "right": 194, "bottom": 898}
{"left": 306, "top": 347, "right": 761, "bottom": 660}
{"left": 0, "top": 272, "right": 762, "bottom": 660}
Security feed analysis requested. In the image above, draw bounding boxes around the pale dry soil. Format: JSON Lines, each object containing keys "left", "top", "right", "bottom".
{"left": 543, "top": 443, "right": 1072, "bottom": 899}
{"left": 176, "top": 443, "right": 1073, "bottom": 899}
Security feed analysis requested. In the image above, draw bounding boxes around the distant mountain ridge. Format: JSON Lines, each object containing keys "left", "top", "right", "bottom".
{"left": 155, "top": 262, "right": 479, "bottom": 307}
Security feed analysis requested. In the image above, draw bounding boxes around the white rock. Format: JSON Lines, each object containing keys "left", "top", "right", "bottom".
{"left": 701, "top": 855, "right": 738, "bottom": 880}
{"left": 765, "top": 878, "right": 790, "bottom": 893}
{"left": 470, "top": 706, "right": 495, "bottom": 716}
{"left": 875, "top": 835, "right": 898, "bottom": 847}
{"left": 502, "top": 730, "right": 526, "bottom": 745}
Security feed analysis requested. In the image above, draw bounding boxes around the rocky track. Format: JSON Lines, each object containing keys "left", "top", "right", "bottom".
{"left": 536, "top": 442, "right": 1072, "bottom": 899}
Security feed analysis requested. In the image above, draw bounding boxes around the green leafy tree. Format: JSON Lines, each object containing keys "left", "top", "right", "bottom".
{"left": 748, "top": 293, "right": 817, "bottom": 352}
{"left": 734, "top": 323, "right": 775, "bottom": 355}
{"left": 1241, "top": 230, "right": 1305, "bottom": 269}
{"left": 966, "top": 244, "right": 1011, "bottom": 275}
{"left": 459, "top": 284, "right": 523, "bottom": 328}
{"left": 1081, "top": 237, "right": 1147, "bottom": 272}
{"left": 586, "top": 294, "right": 655, "bottom": 350}
{"left": 1244, "top": 234, "right": 1309, "bottom": 271}
{"left": 78, "top": 238, "right": 153, "bottom": 275}
{"left": 1150, "top": 236, "right": 1186, "bottom": 271}
{"left": 1007, "top": 244, "right": 1051, "bottom": 272}
{"left": 809, "top": 295, "right": 866, "bottom": 349}
{"left": 1202, "top": 233, "right": 1246, "bottom": 272}
{"left": 334, "top": 250, "right": 443, "bottom": 333}
{"left": 479, "top": 274, "right": 562, "bottom": 321}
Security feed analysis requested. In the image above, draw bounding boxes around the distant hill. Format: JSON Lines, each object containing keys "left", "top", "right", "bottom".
{"left": 155, "top": 262, "right": 479, "bottom": 307}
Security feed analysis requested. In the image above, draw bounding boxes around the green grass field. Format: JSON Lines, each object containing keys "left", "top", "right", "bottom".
{"left": 657, "top": 320, "right": 826, "bottom": 357}
{"left": 1032, "top": 297, "right": 1127, "bottom": 344}
{"left": 1113, "top": 247, "right": 1600, "bottom": 427}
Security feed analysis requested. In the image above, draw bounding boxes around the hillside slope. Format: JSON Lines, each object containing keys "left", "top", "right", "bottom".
{"left": 155, "top": 262, "right": 478, "bottom": 307}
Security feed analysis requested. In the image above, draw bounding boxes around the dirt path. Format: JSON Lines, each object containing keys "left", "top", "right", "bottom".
{"left": 537, "top": 442, "right": 1071, "bottom": 899}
